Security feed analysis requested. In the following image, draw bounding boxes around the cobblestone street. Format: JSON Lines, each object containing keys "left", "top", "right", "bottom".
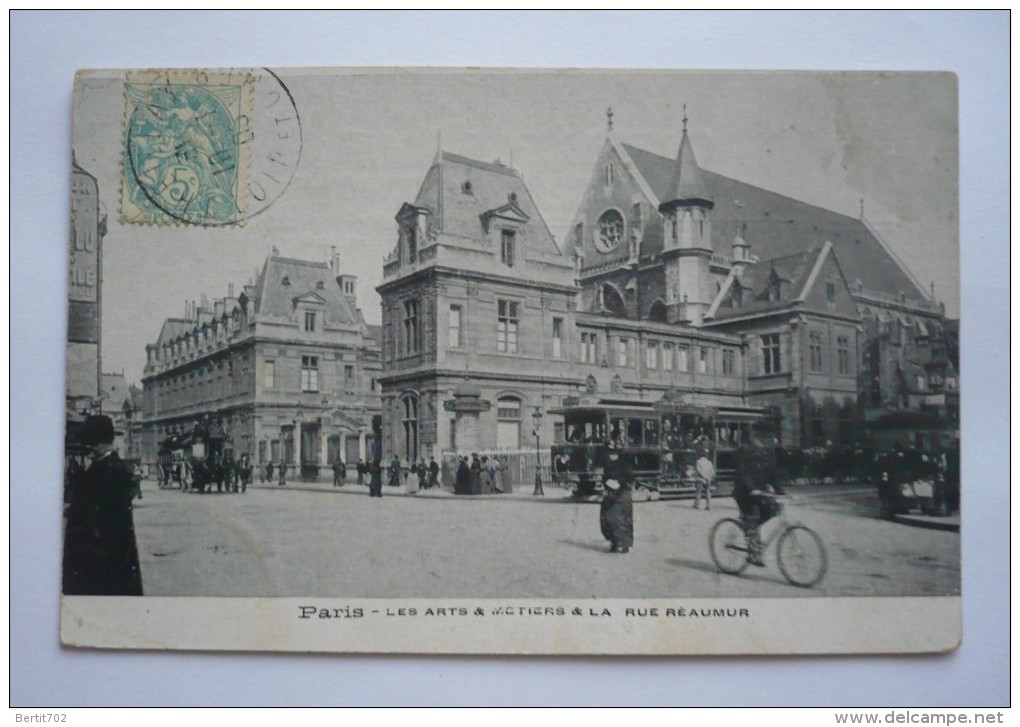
{"left": 133, "top": 478, "right": 960, "bottom": 599}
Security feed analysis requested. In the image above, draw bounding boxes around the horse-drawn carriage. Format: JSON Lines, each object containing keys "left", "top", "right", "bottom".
{"left": 157, "top": 421, "right": 235, "bottom": 493}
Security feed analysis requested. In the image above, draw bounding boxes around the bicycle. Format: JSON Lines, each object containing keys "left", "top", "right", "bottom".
{"left": 708, "top": 494, "right": 828, "bottom": 588}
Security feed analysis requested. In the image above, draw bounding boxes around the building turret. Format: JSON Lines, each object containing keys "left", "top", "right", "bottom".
{"left": 658, "top": 106, "right": 714, "bottom": 252}
{"left": 658, "top": 108, "right": 715, "bottom": 325}
{"left": 732, "top": 223, "right": 752, "bottom": 268}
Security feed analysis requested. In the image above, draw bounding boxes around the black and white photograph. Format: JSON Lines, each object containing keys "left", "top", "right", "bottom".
{"left": 11, "top": 8, "right": 1010, "bottom": 710}
{"left": 58, "top": 67, "right": 964, "bottom": 655}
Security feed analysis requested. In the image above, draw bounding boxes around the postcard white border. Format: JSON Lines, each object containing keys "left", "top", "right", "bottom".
{"left": 12, "top": 10, "right": 1008, "bottom": 707}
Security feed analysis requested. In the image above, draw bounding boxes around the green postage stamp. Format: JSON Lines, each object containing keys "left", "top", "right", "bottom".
{"left": 121, "top": 70, "right": 254, "bottom": 226}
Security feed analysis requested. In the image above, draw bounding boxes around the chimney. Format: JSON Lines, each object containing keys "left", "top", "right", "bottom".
{"left": 330, "top": 246, "right": 338, "bottom": 276}
{"left": 338, "top": 274, "right": 358, "bottom": 312}
{"left": 228, "top": 282, "right": 234, "bottom": 298}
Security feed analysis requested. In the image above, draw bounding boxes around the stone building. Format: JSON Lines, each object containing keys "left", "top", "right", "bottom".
{"left": 376, "top": 148, "right": 760, "bottom": 462}
{"left": 67, "top": 158, "right": 106, "bottom": 419}
{"left": 377, "top": 112, "right": 956, "bottom": 456}
{"left": 140, "top": 252, "right": 381, "bottom": 476}
{"left": 564, "top": 111, "right": 951, "bottom": 446}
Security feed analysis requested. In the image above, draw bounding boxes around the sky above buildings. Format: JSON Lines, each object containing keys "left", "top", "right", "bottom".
{"left": 72, "top": 69, "right": 959, "bottom": 385}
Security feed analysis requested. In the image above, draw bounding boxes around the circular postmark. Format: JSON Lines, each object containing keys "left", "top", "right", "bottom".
{"left": 242, "top": 68, "right": 303, "bottom": 222}
{"left": 122, "top": 68, "right": 302, "bottom": 226}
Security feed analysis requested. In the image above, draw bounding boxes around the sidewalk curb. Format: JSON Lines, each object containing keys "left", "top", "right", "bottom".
{"left": 891, "top": 513, "right": 960, "bottom": 533}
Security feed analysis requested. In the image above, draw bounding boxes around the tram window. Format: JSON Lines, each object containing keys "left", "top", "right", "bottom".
{"left": 610, "top": 418, "right": 626, "bottom": 445}
{"left": 565, "top": 412, "right": 606, "bottom": 443}
{"left": 644, "top": 419, "right": 660, "bottom": 446}
{"left": 627, "top": 418, "right": 643, "bottom": 446}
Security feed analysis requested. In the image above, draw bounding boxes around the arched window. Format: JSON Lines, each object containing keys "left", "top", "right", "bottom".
{"left": 401, "top": 393, "right": 419, "bottom": 462}
{"left": 496, "top": 395, "right": 522, "bottom": 449}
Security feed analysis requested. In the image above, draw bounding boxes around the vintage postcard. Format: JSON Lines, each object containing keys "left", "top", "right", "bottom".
{"left": 62, "top": 68, "right": 960, "bottom": 655}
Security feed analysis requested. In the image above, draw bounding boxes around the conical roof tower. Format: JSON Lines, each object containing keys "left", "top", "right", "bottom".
{"left": 658, "top": 106, "right": 714, "bottom": 213}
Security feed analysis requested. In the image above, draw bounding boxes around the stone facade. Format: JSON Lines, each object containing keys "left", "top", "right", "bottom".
{"left": 140, "top": 253, "right": 382, "bottom": 476}
{"left": 378, "top": 119, "right": 956, "bottom": 456}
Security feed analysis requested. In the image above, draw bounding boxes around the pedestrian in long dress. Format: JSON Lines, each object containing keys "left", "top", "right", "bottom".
{"left": 480, "top": 456, "right": 494, "bottom": 494}
{"left": 369, "top": 459, "right": 383, "bottom": 497}
{"left": 388, "top": 456, "right": 401, "bottom": 488}
{"left": 470, "top": 453, "right": 482, "bottom": 495}
{"left": 454, "top": 456, "right": 471, "bottom": 495}
{"left": 499, "top": 455, "right": 512, "bottom": 494}
{"left": 599, "top": 446, "right": 634, "bottom": 553}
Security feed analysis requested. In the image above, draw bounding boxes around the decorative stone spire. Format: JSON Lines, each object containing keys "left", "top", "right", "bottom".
{"left": 658, "top": 107, "right": 714, "bottom": 213}
{"left": 606, "top": 106, "right": 614, "bottom": 133}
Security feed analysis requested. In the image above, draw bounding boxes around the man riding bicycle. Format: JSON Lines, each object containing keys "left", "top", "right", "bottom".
{"left": 731, "top": 436, "right": 785, "bottom": 566}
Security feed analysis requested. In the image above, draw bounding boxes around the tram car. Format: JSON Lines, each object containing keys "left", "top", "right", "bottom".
{"left": 550, "top": 395, "right": 767, "bottom": 501}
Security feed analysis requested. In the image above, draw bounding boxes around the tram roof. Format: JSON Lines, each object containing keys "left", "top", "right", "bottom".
{"left": 550, "top": 397, "right": 768, "bottom": 419}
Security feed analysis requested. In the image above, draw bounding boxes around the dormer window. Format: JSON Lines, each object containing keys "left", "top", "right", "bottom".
{"left": 501, "top": 229, "right": 516, "bottom": 267}
{"left": 304, "top": 311, "right": 317, "bottom": 332}
{"left": 508, "top": 192, "right": 518, "bottom": 204}
{"left": 316, "top": 280, "right": 325, "bottom": 290}
{"left": 281, "top": 275, "right": 290, "bottom": 286}
{"left": 462, "top": 180, "right": 473, "bottom": 194}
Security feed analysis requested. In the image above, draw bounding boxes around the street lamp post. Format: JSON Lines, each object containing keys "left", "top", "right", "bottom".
{"left": 321, "top": 396, "right": 331, "bottom": 479}
{"left": 532, "top": 406, "right": 544, "bottom": 496}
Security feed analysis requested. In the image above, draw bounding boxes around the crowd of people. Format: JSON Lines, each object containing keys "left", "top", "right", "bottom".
{"left": 451, "top": 453, "right": 514, "bottom": 496}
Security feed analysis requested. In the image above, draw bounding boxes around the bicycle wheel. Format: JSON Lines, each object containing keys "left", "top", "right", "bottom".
{"left": 709, "top": 518, "right": 751, "bottom": 575}
{"left": 777, "top": 525, "right": 828, "bottom": 587}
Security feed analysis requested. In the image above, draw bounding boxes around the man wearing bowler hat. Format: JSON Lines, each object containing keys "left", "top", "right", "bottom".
{"left": 63, "top": 415, "right": 143, "bottom": 595}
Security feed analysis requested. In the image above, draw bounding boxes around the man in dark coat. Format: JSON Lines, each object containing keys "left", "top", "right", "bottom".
{"left": 63, "top": 415, "right": 143, "bottom": 596}
{"left": 731, "top": 437, "right": 777, "bottom": 566}
{"left": 599, "top": 446, "right": 634, "bottom": 553}
{"left": 454, "top": 456, "right": 472, "bottom": 495}
{"left": 428, "top": 456, "right": 440, "bottom": 489}
{"left": 369, "top": 459, "right": 383, "bottom": 497}
{"left": 356, "top": 459, "right": 366, "bottom": 485}
{"left": 333, "top": 456, "right": 346, "bottom": 487}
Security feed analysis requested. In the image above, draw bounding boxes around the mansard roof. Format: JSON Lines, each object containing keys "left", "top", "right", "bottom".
{"left": 155, "top": 318, "right": 194, "bottom": 348}
{"left": 414, "top": 151, "right": 561, "bottom": 256}
{"left": 252, "top": 255, "right": 357, "bottom": 325}
{"left": 619, "top": 142, "right": 929, "bottom": 302}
